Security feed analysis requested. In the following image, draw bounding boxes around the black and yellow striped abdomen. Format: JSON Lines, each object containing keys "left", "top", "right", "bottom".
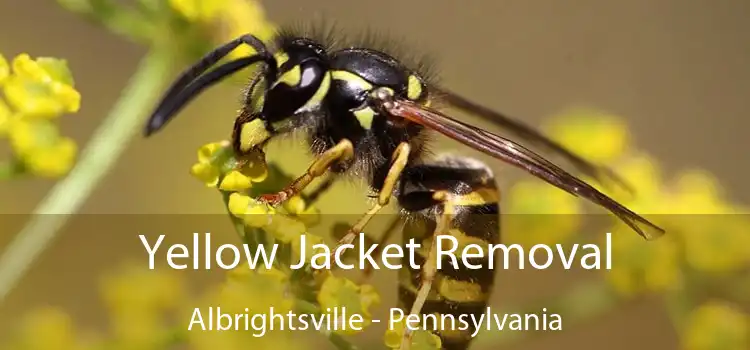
{"left": 397, "top": 159, "right": 501, "bottom": 350}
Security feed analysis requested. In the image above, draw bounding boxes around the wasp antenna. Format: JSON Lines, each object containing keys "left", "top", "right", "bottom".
{"left": 144, "top": 34, "right": 276, "bottom": 136}
{"left": 145, "top": 56, "right": 269, "bottom": 136}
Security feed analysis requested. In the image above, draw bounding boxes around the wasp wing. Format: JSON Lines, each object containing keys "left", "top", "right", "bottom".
{"left": 382, "top": 98, "right": 665, "bottom": 240}
{"left": 434, "top": 87, "right": 633, "bottom": 194}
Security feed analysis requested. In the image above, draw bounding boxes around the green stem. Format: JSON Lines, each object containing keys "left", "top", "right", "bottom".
{"left": 0, "top": 49, "right": 174, "bottom": 304}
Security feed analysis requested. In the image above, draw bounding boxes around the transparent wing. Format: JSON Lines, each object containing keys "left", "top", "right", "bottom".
{"left": 435, "top": 87, "right": 634, "bottom": 194}
{"left": 381, "top": 97, "right": 665, "bottom": 240}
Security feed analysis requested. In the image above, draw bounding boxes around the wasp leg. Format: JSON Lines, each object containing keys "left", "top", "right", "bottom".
{"left": 258, "top": 139, "right": 354, "bottom": 206}
{"left": 399, "top": 191, "right": 454, "bottom": 350}
{"left": 357, "top": 216, "right": 402, "bottom": 284}
{"left": 397, "top": 156, "right": 500, "bottom": 350}
{"left": 330, "top": 142, "right": 411, "bottom": 254}
{"left": 301, "top": 173, "right": 339, "bottom": 207}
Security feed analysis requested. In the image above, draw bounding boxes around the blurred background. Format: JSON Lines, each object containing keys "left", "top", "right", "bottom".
{"left": 0, "top": 0, "right": 748, "bottom": 349}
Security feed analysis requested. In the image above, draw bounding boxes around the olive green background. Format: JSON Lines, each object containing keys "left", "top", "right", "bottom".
{"left": 1, "top": 0, "right": 748, "bottom": 349}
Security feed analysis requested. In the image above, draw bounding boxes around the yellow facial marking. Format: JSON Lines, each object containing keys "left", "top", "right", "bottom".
{"left": 276, "top": 65, "right": 301, "bottom": 87}
{"left": 353, "top": 107, "right": 376, "bottom": 129}
{"left": 407, "top": 75, "right": 423, "bottom": 100}
{"left": 248, "top": 79, "right": 266, "bottom": 113}
{"left": 380, "top": 86, "right": 395, "bottom": 96}
{"left": 274, "top": 52, "right": 290, "bottom": 67}
{"left": 239, "top": 119, "right": 270, "bottom": 152}
{"left": 302, "top": 73, "right": 331, "bottom": 109}
{"left": 331, "top": 70, "right": 373, "bottom": 90}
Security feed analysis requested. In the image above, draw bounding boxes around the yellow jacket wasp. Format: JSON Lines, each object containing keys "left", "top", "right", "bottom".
{"left": 144, "top": 25, "right": 665, "bottom": 350}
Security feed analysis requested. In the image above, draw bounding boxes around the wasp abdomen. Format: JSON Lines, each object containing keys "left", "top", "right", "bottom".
{"left": 397, "top": 156, "right": 500, "bottom": 350}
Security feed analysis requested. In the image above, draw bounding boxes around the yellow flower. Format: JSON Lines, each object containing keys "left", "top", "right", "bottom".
{"left": 317, "top": 275, "right": 380, "bottom": 333}
{"left": 109, "top": 309, "right": 164, "bottom": 348}
{"left": 168, "top": 0, "right": 277, "bottom": 61}
{"left": 0, "top": 98, "right": 11, "bottom": 135}
{"left": 227, "top": 190, "right": 315, "bottom": 249}
{"left": 611, "top": 153, "right": 663, "bottom": 204}
{"left": 190, "top": 141, "right": 268, "bottom": 190}
{"left": 15, "top": 307, "right": 80, "bottom": 350}
{"left": 24, "top": 136, "right": 77, "bottom": 177}
{"left": 219, "top": 169, "right": 254, "bottom": 191}
{"left": 215, "top": 0, "right": 277, "bottom": 60}
{"left": 0, "top": 53, "right": 8, "bottom": 84}
{"left": 225, "top": 270, "right": 294, "bottom": 314}
{"left": 190, "top": 141, "right": 228, "bottom": 187}
{"left": 227, "top": 192, "right": 276, "bottom": 227}
{"left": 682, "top": 301, "right": 748, "bottom": 350}
{"left": 99, "top": 264, "right": 186, "bottom": 348}
{"left": 4, "top": 307, "right": 100, "bottom": 349}
{"left": 210, "top": 270, "right": 293, "bottom": 322}
{"left": 7, "top": 118, "right": 78, "bottom": 177}
{"left": 544, "top": 107, "right": 630, "bottom": 164}
{"left": 100, "top": 264, "right": 186, "bottom": 315}
{"left": 3, "top": 54, "right": 80, "bottom": 118}
{"left": 654, "top": 170, "right": 749, "bottom": 273}
{"left": 504, "top": 180, "right": 582, "bottom": 246}
{"left": 187, "top": 268, "right": 301, "bottom": 350}
{"left": 191, "top": 161, "right": 221, "bottom": 187}
{"left": 197, "top": 141, "right": 226, "bottom": 162}
{"left": 384, "top": 318, "right": 442, "bottom": 350}
{"left": 28, "top": 138, "right": 76, "bottom": 177}
{"left": 0, "top": 53, "right": 80, "bottom": 179}
{"left": 290, "top": 231, "right": 326, "bottom": 265}
{"left": 605, "top": 228, "right": 682, "bottom": 297}
{"left": 266, "top": 215, "right": 308, "bottom": 243}
{"left": 256, "top": 266, "right": 290, "bottom": 284}
{"left": 678, "top": 208, "right": 750, "bottom": 273}
{"left": 169, "top": 0, "right": 227, "bottom": 22}
{"left": 597, "top": 154, "right": 672, "bottom": 236}
{"left": 283, "top": 195, "right": 322, "bottom": 227}
{"left": 668, "top": 170, "right": 731, "bottom": 214}
{"left": 283, "top": 195, "right": 307, "bottom": 215}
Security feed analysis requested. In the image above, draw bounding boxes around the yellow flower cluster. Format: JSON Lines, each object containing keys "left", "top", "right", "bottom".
{"left": 504, "top": 179, "right": 583, "bottom": 247}
{"left": 2, "top": 263, "right": 186, "bottom": 350}
{"left": 317, "top": 275, "right": 381, "bottom": 333}
{"left": 188, "top": 266, "right": 302, "bottom": 349}
{"left": 534, "top": 107, "right": 749, "bottom": 349}
{"left": 9, "top": 307, "right": 106, "bottom": 350}
{"left": 682, "top": 300, "right": 748, "bottom": 350}
{"left": 543, "top": 107, "right": 629, "bottom": 164}
{"left": 0, "top": 53, "right": 80, "bottom": 178}
{"left": 190, "top": 141, "right": 268, "bottom": 190}
{"left": 384, "top": 319, "right": 442, "bottom": 350}
{"left": 522, "top": 107, "right": 750, "bottom": 296}
{"left": 168, "top": 0, "right": 277, "bottom": 59}
{"left": 189, "top": 140, "right": 382, "bottom": 345}
{"left": 100, "top": 264, "right": 187, "bottom": 348}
